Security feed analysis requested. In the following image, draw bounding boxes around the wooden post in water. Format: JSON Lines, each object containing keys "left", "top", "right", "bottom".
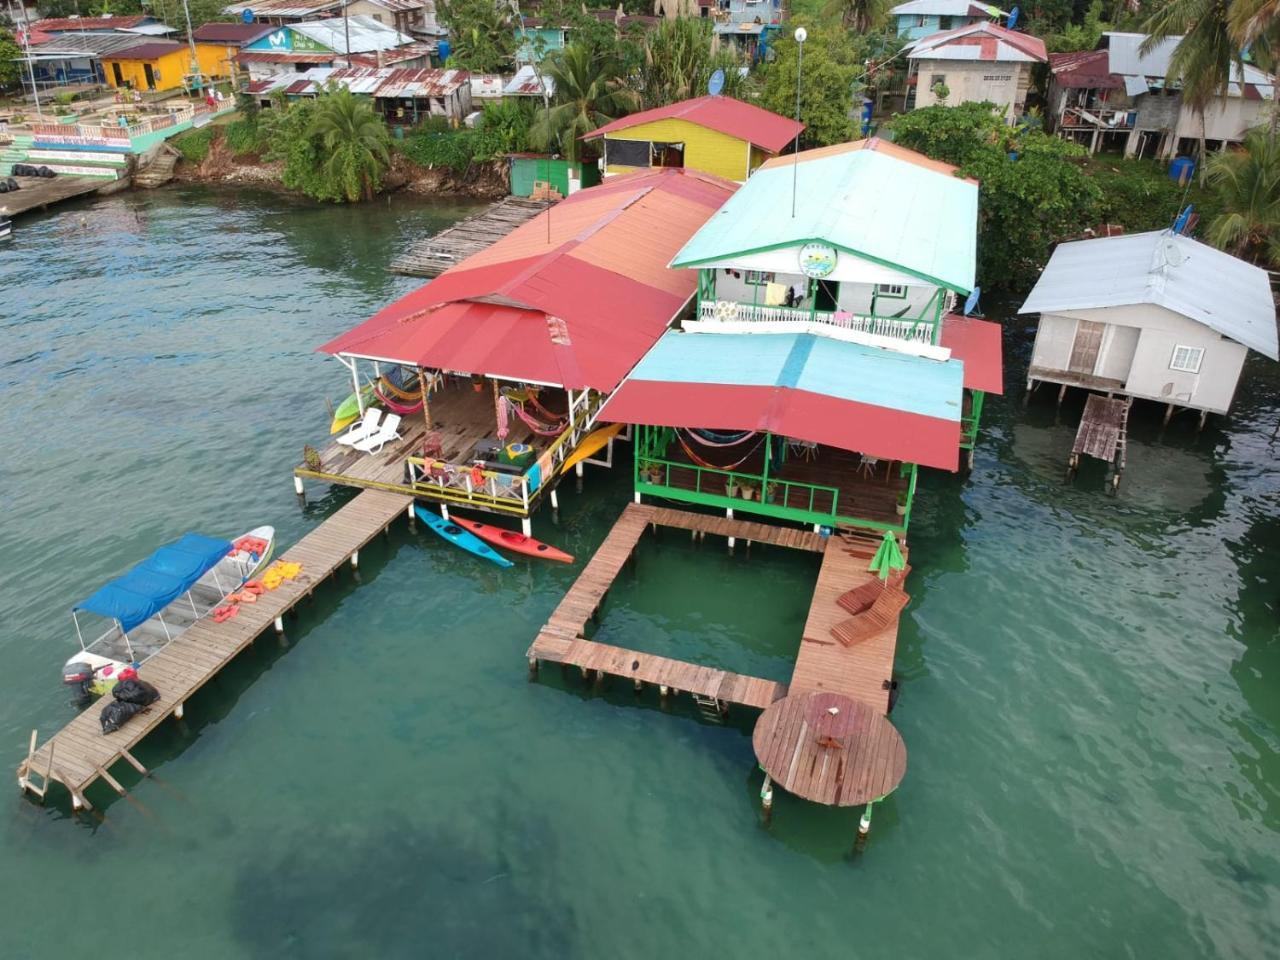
{"left": 761, "top": 774, "right": 774, "bottom": 826}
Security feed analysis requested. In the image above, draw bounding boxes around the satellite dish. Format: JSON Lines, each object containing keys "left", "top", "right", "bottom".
{"left": 708, "top": 69, "right": 725, "bottom": 97}
{"left": 963, "top": 286, "right": 981, "bottom": 316}
{"left": 1007, "top": 5, "right": 1020, "bottom": 29}
{"left": 1160, "top": 237, "right": 1186, "bottom": 265}
{"left": 242, "top": 8, "right": 254, "bottom": 22}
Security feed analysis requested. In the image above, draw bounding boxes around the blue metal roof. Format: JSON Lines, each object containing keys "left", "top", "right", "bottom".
{"left": 671, "top": 141, "right": 978, "bottom": 292}
{"left": 626, "top": 331, "right": 964, "bottom": 421}
{"left": 75, "top": 533, "right": 233, "bottom": 634}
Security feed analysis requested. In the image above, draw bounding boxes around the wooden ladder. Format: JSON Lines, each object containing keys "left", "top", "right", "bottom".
{"left": 18, "top": 730, "right": 53, "bottom": 802}
{"left": 691, "top": 693, "right": 725, "bottom": 724}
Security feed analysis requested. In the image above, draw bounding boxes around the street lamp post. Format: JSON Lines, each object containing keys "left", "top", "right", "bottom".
{"left": 791, "top": 26, "right": 806, "bottom": 219}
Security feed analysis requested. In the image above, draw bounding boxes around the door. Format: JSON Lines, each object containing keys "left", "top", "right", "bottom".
{"left": 1068, "top": 319, "right": 1105, "bottom": 375}
{"left": 112, "top": 62, "right": 124, "bottom": 87}
{"left": 143, "top": 63, "right": 156, "bottom": 90}
{"left": 814, "top": 279, "right": 840, "bottom": 312}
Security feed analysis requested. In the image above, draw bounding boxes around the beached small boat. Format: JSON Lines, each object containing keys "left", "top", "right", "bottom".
{"left": 414, "top": 505, "right": 513, "bottom": 568}
{"left": 330, "top": 383, "right": 377, "bottom": 434}
{"left": 63, "top": 525, "right": 275, "bottom": 699}
{"left": 0, "top": 218, "right": 11, "bottom": 243}
{"left": 453, "top": 516, "right": 574, "bottom": 563}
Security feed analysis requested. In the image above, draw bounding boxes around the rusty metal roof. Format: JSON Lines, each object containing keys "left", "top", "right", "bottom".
{"left": 327, "top": 66, "right": 470, "bottom": 96}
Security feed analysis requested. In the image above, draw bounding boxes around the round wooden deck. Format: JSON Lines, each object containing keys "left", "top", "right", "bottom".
{"left": 752, "top": 692, "right": 907, "bottom": 807}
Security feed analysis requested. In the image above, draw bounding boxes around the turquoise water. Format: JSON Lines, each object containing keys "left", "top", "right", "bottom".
{"left": 2, "top": 186, "right": 1278, "bottom": 958}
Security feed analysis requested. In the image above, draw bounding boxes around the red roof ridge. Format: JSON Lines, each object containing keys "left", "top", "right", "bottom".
{"left": 581, "top": 95, "right": 804, "bottom": 154}
{"left": 913, "top": 20, "right": 1047, "bottom": 61}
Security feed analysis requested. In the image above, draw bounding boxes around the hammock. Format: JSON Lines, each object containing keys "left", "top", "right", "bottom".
{"left": 373, "top": 382, "right": 424, "bottom": 415}
{"left": 682, "top": 427, "right": 758, "bottom": 448}
{"left": 527, "top": 390, "right": 567, "bottom": 423}
{"left": 379, "top": 374, "right": 422, "bottom": 402}
{"left": 512, "top": 401, "right": 567, "bottom": 437}
{"left": 676, "top": 431, "right": 765, "bottom": 471}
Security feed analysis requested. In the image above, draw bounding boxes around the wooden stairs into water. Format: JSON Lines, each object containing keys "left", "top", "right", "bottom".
{"left": 16, "top": 489, "right": 411, "bottom": 811}
{"left": 389, "top": 197, "right": 551, "bottom": 277}
{"left": 133, "top": 144, "right": 180, "bottom": 189}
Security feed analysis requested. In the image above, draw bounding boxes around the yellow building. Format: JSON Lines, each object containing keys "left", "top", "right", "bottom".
{"left": 581, "top": 95, "right": 804, "bottom": 182}
{"left": 103, "top": 41, "right": 231, "bottom": 92}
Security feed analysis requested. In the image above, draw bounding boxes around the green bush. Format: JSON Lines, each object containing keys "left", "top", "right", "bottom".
{"left": 173, "top": 126, "right": 216, "bottom": 164}
{"left": 1088, "top": 158, "right": 1221, "bottom": 233}
{"left": 224, "top": 117, "right": 263, "bottom": 156}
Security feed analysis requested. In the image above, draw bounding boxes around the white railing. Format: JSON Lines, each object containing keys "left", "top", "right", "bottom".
{"left": 31, "top": 104, "right": 201, "bottom": 144}
{"left": 696, "top": 300, "right": 935, "bottom": 344}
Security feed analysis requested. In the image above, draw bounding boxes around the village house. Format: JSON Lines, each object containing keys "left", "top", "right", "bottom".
{"left": 246, "top": 66, "right": 472, "bottom": 121}
{"left": 597, "top": 138, "right": 1004, "bottom": 532}
{"left": 21, "top": 15, "right": 177, "bottom": 86}
{"left": 710, "top": 0, "right": 783, "bottom": 63}
{"left": 1019, "top": 231, "right": 1279, "bottom": 424}
{"left": 235, "top": 17, "right": 427, "bottom": 80}
{"left": 906, "top": 20, "right": 1046, "bottom": 123}
{"left": 102, "top": 41, "right": 234, "bottom": 92}
{"left": 891, "top": 0, "right": 1005, "bottom": 40}
{"left": 1048, "top": 32, "right": 1278, "bottom": 158}
{"left": 581, "top": 94, "right": 802, "bottom": 182}
{"left": 191, "top": 22, "right": 276, "bottom": 83}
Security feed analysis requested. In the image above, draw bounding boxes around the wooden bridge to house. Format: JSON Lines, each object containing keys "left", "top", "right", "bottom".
{"left": 526, "top": 504, "right": 910, "bottom": 816}
{"left": 17, "top": 489, "right": 412, "bottom": 812}
{"left": 390, "top": 196, "right": 551, "bottom": 278}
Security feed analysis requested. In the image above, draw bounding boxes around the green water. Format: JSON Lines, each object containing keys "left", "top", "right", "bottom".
{"left": 2, "top": 186, "right": 1278, "bottom": 959}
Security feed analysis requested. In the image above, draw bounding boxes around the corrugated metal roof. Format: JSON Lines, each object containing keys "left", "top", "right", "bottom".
{"left": 470, "top": 73, "right": 506, "bottom": 98}
{"left": 327, "top": 66, "right": 468, "bottom": 96}
{"left": 221, "top": 0, "right": 341, "bottom": 16}
{"left": 29, "top": 32, "right": 151, "bottom": 56}
{"left": 1049, "top": 49, "right": 1123, "bottom": 89}
{"left": 192, "top": 23, "right": 275, "bottom": 44}
{"left": 584, "top": 95, "right": 803, "bottom": 154}
{"left": 319, "top": 168, "right": 738, "bottom": 390}
{"left": 502, "top": 64, "right": 554, "bottom": 97}
{"left": 908, "top": 21, "right": 1047, "bottom": 62}
{"left": 600, "top": 331, "right": 965, "bottom": 469}
{"left": 107, "top": 41, "right": 187, "bottom": 60}
{"left": 238, "top": 50, "right": 338, "bottom": 63}
{"left": 674, "top": 138, "right": 978, "bottom": 293}
{"left": 1018, "top": 231, "right": 1279, "bottom": 360}
{"left": 32, "top": 14, "right": 153, "bottom": 31}
{"left": 891, "top": 0, "right": 1005, "bottom": 15}
{"left": 940, "top": 314, "right": 1004, "bottom": 393}
{"left": 1104, "top": 31, "right": 1276, "bottom": 98}
{"left": 290, "top": 15, "right": 412, "bottom": 53}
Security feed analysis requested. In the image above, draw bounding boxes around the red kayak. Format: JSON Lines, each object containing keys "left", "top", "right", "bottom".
{"left": 451, "top": 517, "right": 574, "bottom": 564}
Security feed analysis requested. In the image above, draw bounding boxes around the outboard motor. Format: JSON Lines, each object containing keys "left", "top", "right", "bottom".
{"left": 63, "top": 661, "right": 98, "bottom": 705}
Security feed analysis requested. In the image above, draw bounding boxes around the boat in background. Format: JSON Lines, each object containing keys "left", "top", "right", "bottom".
{"left": 414, "top": 505, "right": 513, "bottom": 568}
{"left": 63, "top": 525, "right": 275, "bottom": 700}
{"left": 453, "top": 516, "right": 574, "bottom": 563}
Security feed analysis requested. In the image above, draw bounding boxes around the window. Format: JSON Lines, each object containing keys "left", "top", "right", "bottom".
{"left": 744, "top": 271, "right": 776, "bottom": 285}
{"left": 1169, "top": 345, "right": 1204, "bottom": 373}
{"left": 875, "top": 283, "right": 907, "bottom": 298}
{"left": 939, "top": 15, "right": 954, "bottom": 28}
{"left": 914, "top": 14, "right": 928, "bottom": 26}
{"left": 930, "top": 74, "right": 947, "bottom": 89}
{"left": 606, "top": 138, "right": 651, "bottom": 168}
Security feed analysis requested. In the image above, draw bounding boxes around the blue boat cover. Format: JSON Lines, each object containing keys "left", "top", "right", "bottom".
{"left": 74, "top": 533, "right": 233, "bottom": 633}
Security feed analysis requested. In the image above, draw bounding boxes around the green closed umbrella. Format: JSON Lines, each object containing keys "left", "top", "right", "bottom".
{"left": 868, "top": 530, "right": 905, "bottom": 581}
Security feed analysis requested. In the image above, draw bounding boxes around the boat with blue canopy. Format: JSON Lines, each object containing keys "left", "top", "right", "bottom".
{"left": 63, "top": 525, "right": 275, "bottom": 698}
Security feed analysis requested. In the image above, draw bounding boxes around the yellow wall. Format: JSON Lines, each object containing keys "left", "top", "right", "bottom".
{"left": 104, "top": 44, "right": 231, "bottom": 91}
{"left": 603, "top": 117, "right": 754, "bottom": 181}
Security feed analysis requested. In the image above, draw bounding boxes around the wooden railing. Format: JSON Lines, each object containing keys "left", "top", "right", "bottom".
{"left": 696, "top": 300, "right": 935, "bottom": 344}
{"left": 30, "top": 103, "right": 210, "bottom": 144}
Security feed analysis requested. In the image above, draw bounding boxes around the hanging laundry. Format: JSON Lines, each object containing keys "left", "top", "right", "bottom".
{"left": 764, "top": 282, "right": 787, "bottom": 306}
{"left": 496, "top": 394, "right": 511, "bottom": 441}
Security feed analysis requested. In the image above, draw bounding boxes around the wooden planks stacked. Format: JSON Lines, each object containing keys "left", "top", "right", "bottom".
{"left": 17, "top": 488, "right": 411, "bottom": 809}
{"left": 529, "top": 633, "right": 786, "bottom": 710}
{"left": 751, "top": 692, "right": 906, "bottom": 806}
{"left": 1073, "top": 394, "right": 1127, "bottom": 463}
{"left": 788, "top": 534, "right": 908, "bottom": 714}
{"left": 390, "top": 197, "right": 551, "bottom": 277}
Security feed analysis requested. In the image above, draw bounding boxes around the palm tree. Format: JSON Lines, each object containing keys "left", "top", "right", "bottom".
{"left": 1204, "top": 126, "right": 1280, "bottom": 264}
{"left": 309, "top": 89, "right": 392, "bottom": 203}
{"left": 1142, "top": 0, "right": 1242, "bottom": 172}
{"left": 529, "top": 42, "right": 639, "bottom": 163}
{"left": 824, "top": 0, "right": 889, "bottom": 32}
{"left": 639, "top": 18, "right": 746, "bottom": 109}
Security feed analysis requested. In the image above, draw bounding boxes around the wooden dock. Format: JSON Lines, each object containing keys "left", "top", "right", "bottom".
{"left": 390, "top": 196, "right": 550, "bottom": 277}
{"left": 17, "top": 488, "right": 411, "bottom": 811}
{"left": 1069, "top": 394, "right": 1131, "bottom": 491}
{"left": 1, "top": 174, "right": 120, "bottom": 220}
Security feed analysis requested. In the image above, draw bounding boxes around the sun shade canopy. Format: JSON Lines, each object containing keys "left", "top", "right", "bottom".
{"left": 320, "top": 169, "right": 738, "bottom": 391}
{"left": 600, "top": 331, "right": 966, "bottom": 470}
{"left": 75, "top": 533, "right": 232, "bottom": 634}
{"left": 940, "top": 313, "right": 1004, "bottom": 393}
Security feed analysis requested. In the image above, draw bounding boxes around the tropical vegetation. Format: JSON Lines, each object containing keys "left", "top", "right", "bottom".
{"left": 1203, "top": 126, "right": 1280, "bottom": 264}
{"left": 529, "top": 42, "right": 639, "bottom": 162}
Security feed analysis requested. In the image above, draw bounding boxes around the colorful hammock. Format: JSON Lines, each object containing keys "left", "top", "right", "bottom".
{"left": 527, "top": 391, "right": 567, "bottom": 423}
{"left": 512, "top": 401, "right": 566, "bottom": 437}
{"left": 374, "top": 381, "right": 424, "bottom": 415}
{"left": 682, "top": 428, "right": 758, "bottom": 448}
{"left": 379, "top": 373, "right": 422, "bottom": 402}
{"left": 675, "top": 431, "right": 765, "bottom": 471}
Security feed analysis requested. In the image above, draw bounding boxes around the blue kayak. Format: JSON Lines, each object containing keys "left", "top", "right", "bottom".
{"left": 414, "top": 505, "right": 513, "bottom": 568}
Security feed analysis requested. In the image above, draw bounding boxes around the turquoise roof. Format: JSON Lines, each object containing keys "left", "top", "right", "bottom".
{"left": 627, "top": 331, "right": 964, "bottom": 422}
{"left": 671, "top": 144, "right": 978, "bottom": 292}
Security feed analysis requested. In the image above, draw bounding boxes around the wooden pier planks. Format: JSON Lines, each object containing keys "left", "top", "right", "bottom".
{"left": 788, "top": 535, "right": 908, "bottom": 714}
{"left": 3, "top": 174, "right": 112, "bottom": 219}
{"left": 389, "top": 197, "right": 551, "bottom": 277}
{"left": 16, "top": 488, "right": 411, "bottom": 806}
{"left": 1073, "top": 394, "right": 1128, "bottom": 463}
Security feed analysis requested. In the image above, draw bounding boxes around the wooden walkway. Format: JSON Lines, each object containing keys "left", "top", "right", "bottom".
{"left": 526, "top": 503, "right": 825, "bottom": 710}
{"left": 390, "top": 197, "right": 550, "bottom": 277}
{"left": 1, "top": 174, "right": 116, "bottom": 219}
{"left": 17, "top": 488, "right": 411, "bottom": 811}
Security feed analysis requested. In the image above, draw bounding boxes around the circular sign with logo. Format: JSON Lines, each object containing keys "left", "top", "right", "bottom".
{"left": 798, "top": 242, "right": 837, "bottom": 278}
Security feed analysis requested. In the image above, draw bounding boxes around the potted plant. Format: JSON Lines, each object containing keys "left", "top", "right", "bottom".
{"left": 641, "top": 464, "right": 663, "bottom": 485}
{"left": 739, "top": 481, "right": 758, "bottom": 501}
{"left": 725, "top": 476, "right": 740, "bottom": 498}
{"left": 764, "top": 481, "right": 778, "bottom": 504}
{"left": 895, "top": 491, "right": 909, "bottom": 517}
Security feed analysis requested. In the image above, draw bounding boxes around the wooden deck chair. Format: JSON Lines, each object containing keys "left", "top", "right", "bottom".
{"left": 830, "top": 586, "right": 910, "bottom": 647}
{"left": 836, "top": 565, "right": 911, "bottom": 616}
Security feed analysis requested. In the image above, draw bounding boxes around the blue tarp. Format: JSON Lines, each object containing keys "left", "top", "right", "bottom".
{"left": 75, "top": 533, "right": 233, "bottom": 634}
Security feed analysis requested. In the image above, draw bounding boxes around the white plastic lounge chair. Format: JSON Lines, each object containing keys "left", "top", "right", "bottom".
{"left": 336, "top": 408, "right": 382, "bottom": 447}
{"left": 354, "top": 413, "right": 402, "bottom": 454}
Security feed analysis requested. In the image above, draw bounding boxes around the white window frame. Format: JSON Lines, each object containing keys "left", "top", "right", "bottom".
{"left": 1169, "top": 344, "right": 1204, "bottom": 373}
{"left": 875, "top": 283, "right": 907, "bottom": 298}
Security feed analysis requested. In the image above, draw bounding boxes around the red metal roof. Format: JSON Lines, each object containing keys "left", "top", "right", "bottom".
{"left": 192, "top": 23, "right": 274, "bottom": 45}
{"left": 940, "top": 314, "right": 1004, "bottom": 394}
{"left": 582, "top": 95, "right": 804, "bottom": 155}
{"left": 107, "top": 41, "right": 186, "bottom": 61}
{"left": 320, "top": 169, "right": 738, "bottom": 390}
{"left": 33, "top": 15, "right": 149, "bottom": 31}
{"left": 602, "top": 381, "right": 961, "bottom": 470}
{"left": 1048, "top": 49, "right": 1123, "bottom": 89}
{"left": 911, "top": 21, "right": 1047, "bottom": 62}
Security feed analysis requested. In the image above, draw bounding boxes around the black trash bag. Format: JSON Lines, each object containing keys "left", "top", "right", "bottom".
{"left": 6, "top": 177, "right": 18, "bottom": 191}
{"left": 38, "top": 166, "right": 56, "bottom": 178}
{"left": 0, "top": 181, "right": 8, "bottom": 193}
{"left": 100, "top": 699, "right": 143, "bottom": 734}
{"left": 112, "top": 678, "right": 160, "bottom": 706}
